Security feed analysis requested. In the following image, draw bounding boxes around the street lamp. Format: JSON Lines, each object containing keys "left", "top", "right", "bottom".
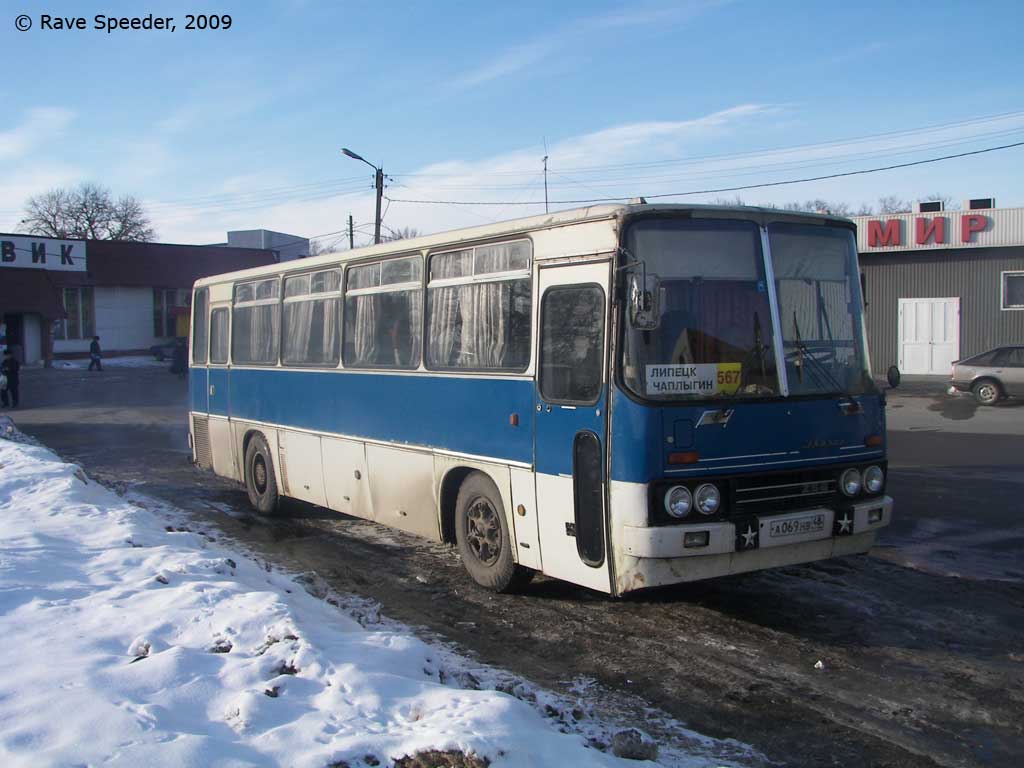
{"left": 341, "top": 147, "right": 384, "bottom": 245}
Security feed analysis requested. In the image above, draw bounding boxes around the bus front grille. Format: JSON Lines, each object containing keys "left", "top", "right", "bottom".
{"left": 192, "top": 415, "right": 212, "bottom": 469}
{"left": 733, "top": 469, "right": 837, "bottom": 513}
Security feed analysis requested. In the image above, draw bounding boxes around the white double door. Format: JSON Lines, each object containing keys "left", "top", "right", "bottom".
{"left": 898, "top": 297, "right": 960, "bottom": 374}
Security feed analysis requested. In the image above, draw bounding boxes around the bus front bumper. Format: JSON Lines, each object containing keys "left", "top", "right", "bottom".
{"left": 621, "top": 496, "right": 893, "bottom": 559}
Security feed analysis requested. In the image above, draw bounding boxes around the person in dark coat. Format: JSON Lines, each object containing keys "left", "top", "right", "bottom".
{"left": 88, "top": 336, "right": 103, "bottom": 371}
{"left": 1, "top": 349, "right": 19, "bottom": 408}
{"left": 170, "top": 337, "right": 187, "bottom": 378}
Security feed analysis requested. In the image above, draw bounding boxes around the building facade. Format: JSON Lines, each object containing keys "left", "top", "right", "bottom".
{"left": 853, "top": 200, "right": 1024, "bottom": 375}
{"left": 0, "top": 234, "right": 276, "bottom": 364}
{"left": 226, "top": 229, "right": 310, "bottom": 262}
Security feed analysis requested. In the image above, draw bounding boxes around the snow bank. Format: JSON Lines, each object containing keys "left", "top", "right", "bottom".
{"left": 0, "top": 429, "right": 687, "bottom": 768}
{"left": 54, "top": 355, "right": 166, "bottom": 369}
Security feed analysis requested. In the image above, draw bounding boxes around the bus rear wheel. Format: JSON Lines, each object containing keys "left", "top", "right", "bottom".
{"left": 244, "top": 434, "right": 280, "bottom": 515}
{"left": 455, "top": 472, "right": 533, "bottom": 592}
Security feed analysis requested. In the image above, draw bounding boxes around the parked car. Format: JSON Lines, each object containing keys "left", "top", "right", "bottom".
{"left": 948, "top": 345, "right": 1024, "bottom": 405}
{"left": 149, "top": 337, "right": 186, "bottom": 361}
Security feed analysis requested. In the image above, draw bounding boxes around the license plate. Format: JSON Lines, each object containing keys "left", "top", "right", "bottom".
{"left": 769, "top": 513, "right": 826, "bottom": 539}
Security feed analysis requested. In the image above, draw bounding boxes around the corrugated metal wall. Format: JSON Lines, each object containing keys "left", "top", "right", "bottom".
{"left": 860, "top": 246, "right": 1024, "bottom": 372}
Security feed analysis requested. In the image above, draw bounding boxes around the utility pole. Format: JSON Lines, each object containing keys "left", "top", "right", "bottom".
{"left": 542, "top": 153, "right": 549, "bottom": 213}
{"left": 373, "top": 167, "right": 384, "bottom": 245}
{"left": 341, "top": 147, "right": 384, "bottom": 245}
{"left": 348, "top": 214, "right": 354, "bottom": 250}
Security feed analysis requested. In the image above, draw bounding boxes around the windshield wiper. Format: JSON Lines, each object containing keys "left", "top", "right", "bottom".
{"left": 791, "top": 312, "right": 846, "bottom": 394}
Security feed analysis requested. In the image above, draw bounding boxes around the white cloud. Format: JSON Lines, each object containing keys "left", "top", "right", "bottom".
{"left": 449, "top": 39, "right": 558, "bottom": 90}
{"left": 147, "top": 104, "right": 1024, "bottom": 247}
{"left": 446, "top": 1, "right": 725, "bottom": 92}
{"left": 0, "top": 107, "right": 75, "bottom": 162}
{"left": 149, "top": 103, "right": 777, "bottom": 244}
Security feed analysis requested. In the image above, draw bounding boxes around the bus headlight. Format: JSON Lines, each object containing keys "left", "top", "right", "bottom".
{"left": 694, "top": 483, "right": 721, "bottom": 515}
{"left": 840, "top": 468, "right": 862, "bottom": 497}
{"left": 664, "top": 486, "right": 692, "bottom": 519}
{"left": 864, "top": 465, "right": 884, "bottom": 494}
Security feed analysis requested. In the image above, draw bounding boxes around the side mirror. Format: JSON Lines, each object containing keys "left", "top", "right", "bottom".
{"left": 886, "top": 365, "right": 901, "bottom": 389}
{"left": 629, "top": 274, "right": 660, "bottom": 330}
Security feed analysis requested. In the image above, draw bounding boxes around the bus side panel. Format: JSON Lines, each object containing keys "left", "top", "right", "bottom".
{"left": 226, "top": 369, "right": 533, "bottom": 465}
{"left": 367, "top": 444, "right": 438, "bottom": 540}
{"left": 208, "top": 416, "right": 238, "bottom": 481}
{"left": 278, "top": 430, "right": 327, "bottom": 507}
{"left": 509, "top": 467, "right": 542, "bottom": 571}
{"left": 321, "top": 437, "right": 371, "bottom": 520}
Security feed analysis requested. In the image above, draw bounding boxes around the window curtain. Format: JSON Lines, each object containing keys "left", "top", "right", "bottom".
{"left": 284, "top": 301, "right": 315, "bottom": 362}
{"left": 463, "top": 282, "right": 507, "bottom": 367}
{"left": 320, "top": 298, "right": 340, "bottom": 363}
{"left": 428, "top": 287, "right": 461, "bottom": 367}
{"left": 352, "top": 295, "right": 376, "bottom": 364}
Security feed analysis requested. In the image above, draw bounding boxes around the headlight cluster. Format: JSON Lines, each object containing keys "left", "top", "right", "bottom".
{"left": 664, "top": 483, "right": 721, "bottom": 519}
{"left": 840, "top": 465, "right": 884, "bottom": 497}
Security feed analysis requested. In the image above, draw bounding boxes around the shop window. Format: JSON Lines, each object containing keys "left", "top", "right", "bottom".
{"left": 54, "top": 287, "right": 95, "bottom": 340}
{"left": 153, "top": 288, "right": 191, "bottom": 338}
{"left": 1002, "top": 272, "right": 1024, "bottom": 310}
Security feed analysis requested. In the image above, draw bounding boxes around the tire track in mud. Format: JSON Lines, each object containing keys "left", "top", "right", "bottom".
{"left": 178, "top": 494, "right": 1024, "bottom": 768}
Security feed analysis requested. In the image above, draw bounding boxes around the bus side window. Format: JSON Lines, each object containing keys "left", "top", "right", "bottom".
{"left": 343, "top": 256, "right": 422, "bottom": 369}
{"left": 425, "top": 241, "right": 532, "bottom": 372}
{"left": 192, "top": 288, "right": 209, "bottom": 364}
{"left": 210, "top": 308, "right": 229, "bottom": 364}
{"left": 539, "top": 285, "right": 605, "bottom": 404}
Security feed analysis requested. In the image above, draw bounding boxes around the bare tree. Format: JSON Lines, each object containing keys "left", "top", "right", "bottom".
{"left": 876, "top": 195, "right": 910, "bottom": 214}
{"left": 382, "top": 226, "right": 420, "bottom": 242}
{"left": 21, "top": 183, "right": 156, "bottom": 241}
{"left": 917, "top": 193, "right": 959, "bottom": 210}
{"left": 709, "top": 195, "right": 746, "bottom": 207}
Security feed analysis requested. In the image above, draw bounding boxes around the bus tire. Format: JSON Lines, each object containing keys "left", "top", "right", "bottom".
{"left": 455, "top": 472, "right": 533, "bottom": 592}
{"left": 244, "top": 434, "right": 280, "bottom": 515}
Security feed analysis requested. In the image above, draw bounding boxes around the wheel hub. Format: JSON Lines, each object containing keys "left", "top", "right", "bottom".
{"left": 465, "top": 496, "right": 502, "bottom": 566}
{"left": 253, "top": 455, "right": 267, "bottom": 494}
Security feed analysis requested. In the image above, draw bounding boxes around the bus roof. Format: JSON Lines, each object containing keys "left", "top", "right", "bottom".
{"left": 193, "top": 203, "right": 854, "bottom": 288}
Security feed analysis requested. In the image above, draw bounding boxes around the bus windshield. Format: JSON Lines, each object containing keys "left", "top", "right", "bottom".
{"left": 621, "top": 217, "right": 872, "bottom": 400}
{"left": 768, "top": 222, "right": 873, "bottom": 396}
{"left": 622, "top": 218, "right": 779, "bottom": 400}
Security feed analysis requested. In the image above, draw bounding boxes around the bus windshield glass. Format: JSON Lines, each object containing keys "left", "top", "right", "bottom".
{"left": 622, "top": 218, "right": 780, "bottom": 400}
{"left": 767, "top": 222, "right": 872, "bottom": 396}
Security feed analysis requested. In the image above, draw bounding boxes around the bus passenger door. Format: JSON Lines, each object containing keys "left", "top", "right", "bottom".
{"left": 190, "top": 289, "right": 212, "bottom": 469}
{"left": 206, "top": 304, "right": 237, "bottom": 480}
{"left": 534, "top": 260, "right": 611, "bottom": 592}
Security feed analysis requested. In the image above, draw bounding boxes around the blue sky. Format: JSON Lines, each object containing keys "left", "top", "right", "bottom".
{"left": 2, "top": 0, "right": 1023, "bottom": 246}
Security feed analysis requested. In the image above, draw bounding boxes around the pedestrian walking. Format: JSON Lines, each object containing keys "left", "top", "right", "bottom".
{"left": 1, "top": 349, "right": 19, "bottom": 408}
{"left": 88, "top": 336, "right": 103, "bottom": 371}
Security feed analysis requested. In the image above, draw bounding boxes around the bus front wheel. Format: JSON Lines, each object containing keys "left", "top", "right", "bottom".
{"left": 455, "top": 472, "right": 533, "bottom": 592}
{"left": 244, "top": 434, "right": 280, "bottom": 515}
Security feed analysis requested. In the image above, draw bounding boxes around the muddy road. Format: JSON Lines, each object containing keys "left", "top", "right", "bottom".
{"left": 13, "top": 364, "right": 1024, "bottom": 767}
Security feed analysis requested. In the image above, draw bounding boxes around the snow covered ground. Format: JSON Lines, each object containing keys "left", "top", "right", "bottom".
{"left": 0, "top": 418, "right": 755, "bottom": 768}
{"left": 54, "top": 355, "right": 167, "bottom": 369}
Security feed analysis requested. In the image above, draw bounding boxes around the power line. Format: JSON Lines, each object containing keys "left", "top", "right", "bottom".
{"left": 384, "top": 125, "right": 1024, "bottom": 193}
{"left": 390, "top": 110, "right": 1024, "bottom": 177}
{"left": 384, "top": 140, "right": 1024, "bottom": 206}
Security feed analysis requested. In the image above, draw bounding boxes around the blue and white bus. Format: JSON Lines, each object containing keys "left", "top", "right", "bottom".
{"left": 189, "top": 203, "right": 893, "bottom": 595}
